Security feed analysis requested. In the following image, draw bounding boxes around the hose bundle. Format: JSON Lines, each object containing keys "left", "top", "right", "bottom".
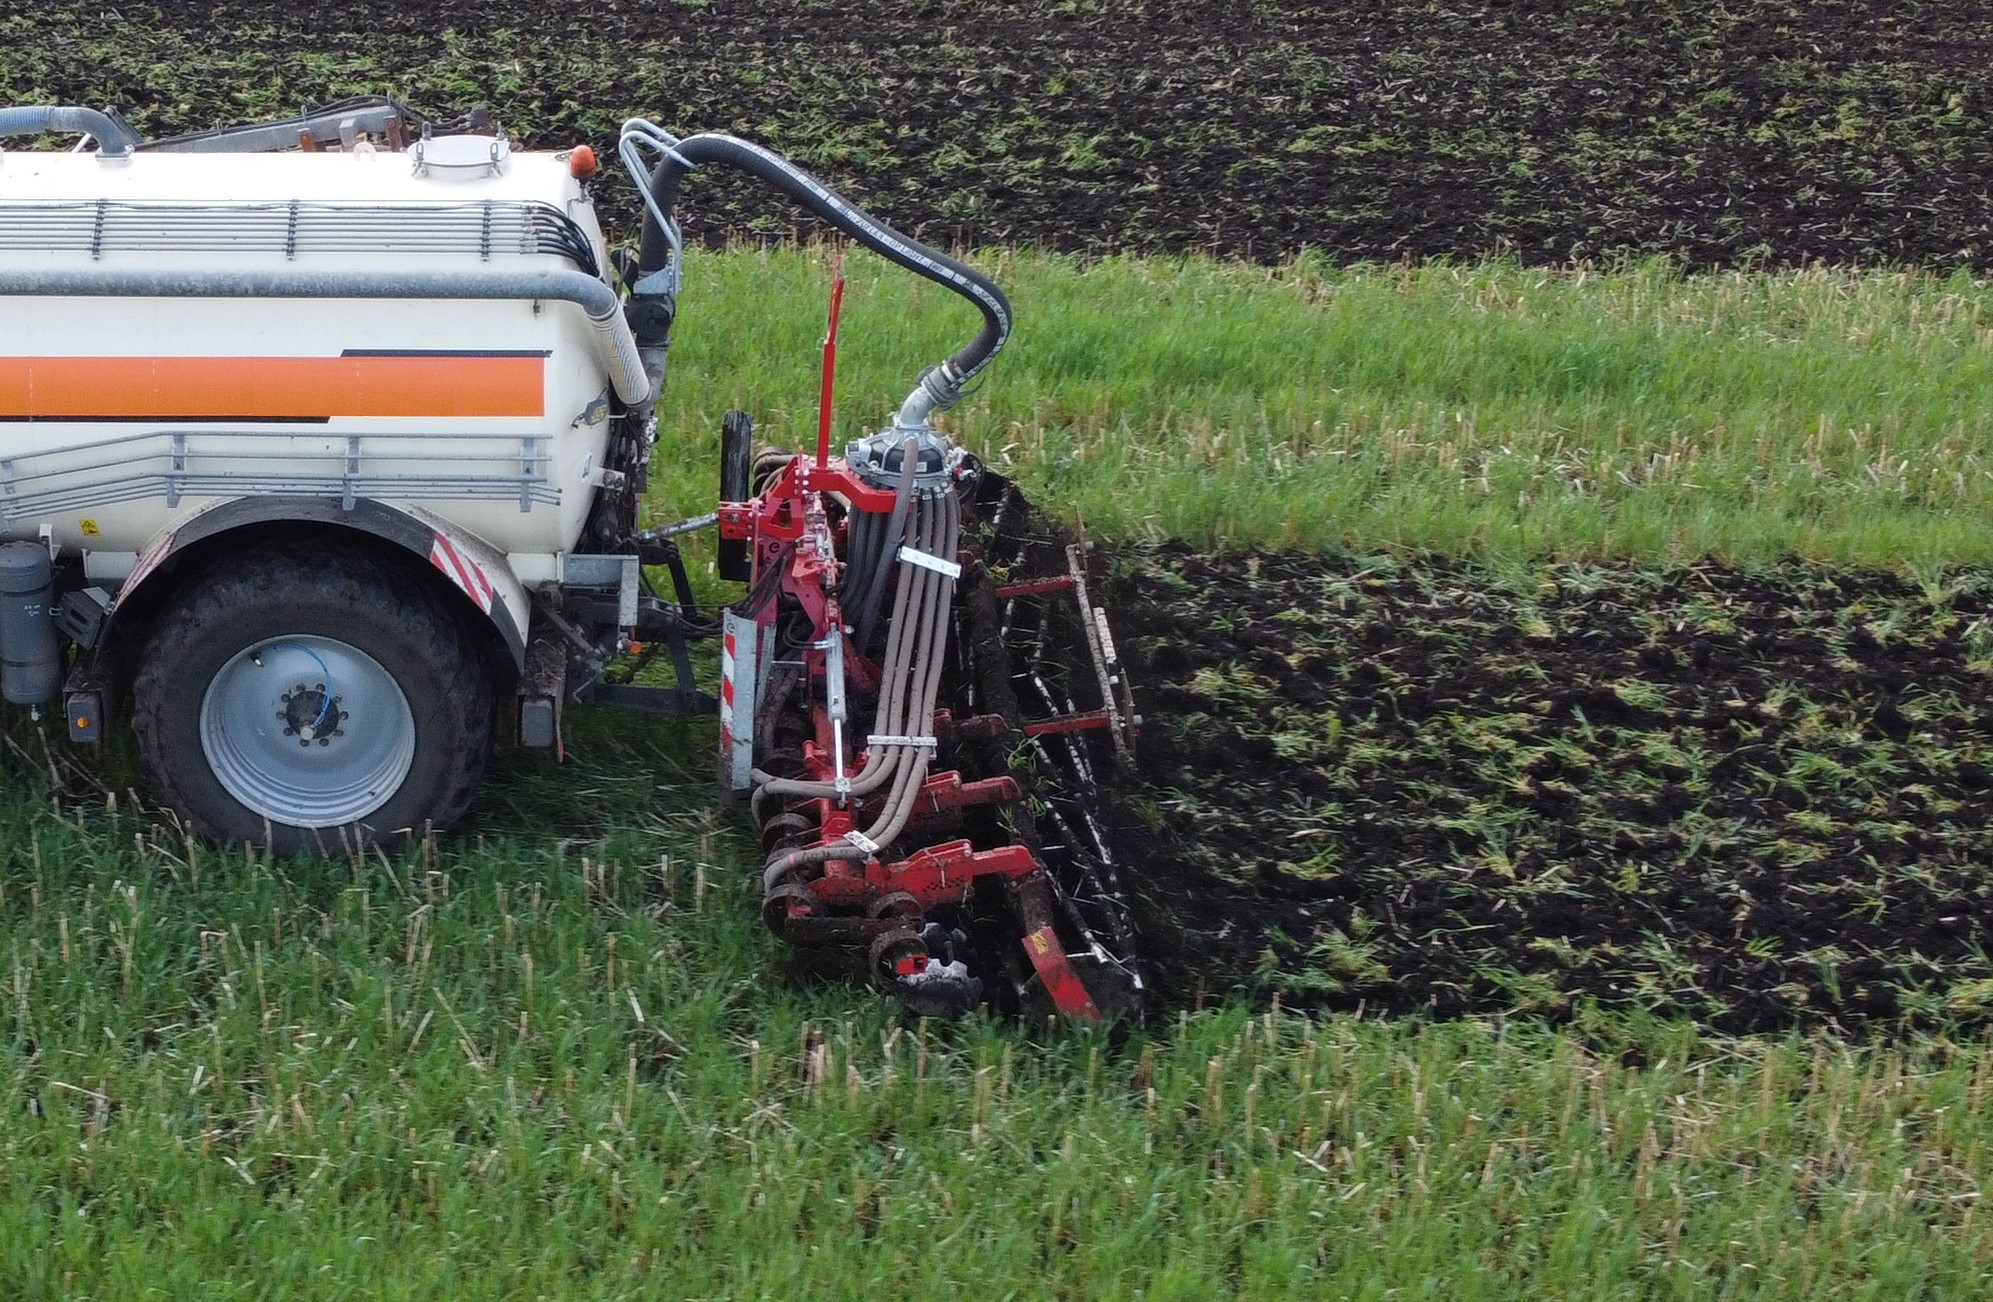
{"left": 757, "top": 482, "right": 961, "bottom": 887}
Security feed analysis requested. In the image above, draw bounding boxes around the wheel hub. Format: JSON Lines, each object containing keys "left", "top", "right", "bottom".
{"left": 278, "top": 682, "right": 348, "bottom": 745}
{"left": 199, "top": 635, "right": 417, "bottom": 828}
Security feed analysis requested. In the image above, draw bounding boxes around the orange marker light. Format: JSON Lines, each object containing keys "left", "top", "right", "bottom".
{"left": 568, "top": 145, "right": 599, "bottom": 180}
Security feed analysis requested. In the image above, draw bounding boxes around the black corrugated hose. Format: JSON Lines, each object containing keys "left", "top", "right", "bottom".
{"left": 633, "top": 133, "right": 1011, "bottom": 406}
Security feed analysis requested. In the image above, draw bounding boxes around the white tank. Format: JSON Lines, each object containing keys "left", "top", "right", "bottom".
{"left": 0, "top": 138, "right": 620, "bottom": 584}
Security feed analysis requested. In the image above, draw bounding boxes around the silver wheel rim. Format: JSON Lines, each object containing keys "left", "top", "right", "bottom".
{"left": 199, "top": 635, "right": 417, "bottom": 828}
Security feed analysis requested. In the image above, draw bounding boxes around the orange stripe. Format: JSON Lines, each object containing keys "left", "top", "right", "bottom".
{"left": 0, "top": 355, "right": 545, "bottom": 419}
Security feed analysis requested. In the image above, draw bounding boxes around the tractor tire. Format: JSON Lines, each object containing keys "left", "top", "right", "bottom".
{"left": 132, "top": 543, "right": 492, "bottom": 854}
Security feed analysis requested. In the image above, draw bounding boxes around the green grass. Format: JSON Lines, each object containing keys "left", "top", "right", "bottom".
{"left": 655, "top": 249, "right": 1993, "bottom": 568}
{"left": 7, "top": 725, "right": 1993, "bottom": 1296}
{"left": 9, "top": 252, "right": 1993, "bottom": 1294}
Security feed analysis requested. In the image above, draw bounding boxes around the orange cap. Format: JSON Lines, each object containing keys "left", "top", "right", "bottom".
{"left": 569, "top": 145, "right": 599, "bottom": 180}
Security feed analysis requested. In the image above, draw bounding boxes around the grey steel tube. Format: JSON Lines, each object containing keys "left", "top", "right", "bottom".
{"left": 0, "top": 541, "right": 60, "bottom": 705}
{"left": 0, "top": 106, "right": 139, "bottom": 158}
{"left": 0, "top": 267, "right": 651, "bottom": 405}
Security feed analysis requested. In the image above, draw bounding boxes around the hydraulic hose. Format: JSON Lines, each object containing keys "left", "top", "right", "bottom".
{"left": 633, "top": 133, "right": 1011, "bottom": 427}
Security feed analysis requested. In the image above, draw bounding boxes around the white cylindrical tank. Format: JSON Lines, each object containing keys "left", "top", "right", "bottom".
{"left": 0, "top": 140, "right": 622, "bottom": 584}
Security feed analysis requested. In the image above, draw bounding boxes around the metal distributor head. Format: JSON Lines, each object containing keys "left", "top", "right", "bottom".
{"left": 845, "top": 426, "right": 964, "bottom": 494}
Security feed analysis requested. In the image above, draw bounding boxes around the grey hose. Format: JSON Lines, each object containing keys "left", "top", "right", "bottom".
{"left": 0, "top": 106, "right": 139, "bottom": 158}
{"left": 847, "top": 487, "right": 960, "bottom": 853}
{"left": 752, "top": 487, "right": 941, "bottom": 803}
{"left": 757, "top": 487, "right": 960, "bottom": 887}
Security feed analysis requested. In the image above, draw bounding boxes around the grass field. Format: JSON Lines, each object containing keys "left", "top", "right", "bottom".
{"left": 5, "top": 247, "right": 1993, "bottom": 1295}
{"left": 5, "top": 732, "right": 1992, "bottom": 1297}
{"left": 657, "top": 249, "right": 1993, "bottom": 566}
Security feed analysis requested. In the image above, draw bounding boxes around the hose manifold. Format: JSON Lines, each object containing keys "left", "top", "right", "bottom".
{"left": 896, "top": 362, "right": 967, "bottom": 431}
{"left": 847, "top": 426, "right": 960, "bottom": 493}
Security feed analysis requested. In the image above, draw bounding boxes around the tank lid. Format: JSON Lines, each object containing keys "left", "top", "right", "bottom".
{"left": 411, "top": 133, "right": 510, "bottom": 180}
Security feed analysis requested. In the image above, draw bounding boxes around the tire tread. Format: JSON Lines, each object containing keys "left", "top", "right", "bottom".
{"left": 132, "top": 541, "right": 492, "bottom": 851}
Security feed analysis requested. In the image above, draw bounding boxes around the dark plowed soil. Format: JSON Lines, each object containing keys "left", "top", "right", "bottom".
{"left": 6, "top": 1, "right": 1990, "bottom": 267}
{"left": 1109, "top": 545, "right": 1993, "bottom": 1035}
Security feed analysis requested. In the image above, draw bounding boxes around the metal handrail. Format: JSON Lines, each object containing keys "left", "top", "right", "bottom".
{"left": 0, "top": 199, "right": 597, "bottom": 270}
{"left": 0, "top": 427, "right": 558, "bottom": 525}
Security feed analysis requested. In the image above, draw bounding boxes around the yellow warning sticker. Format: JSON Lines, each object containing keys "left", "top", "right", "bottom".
{"left": 78, "top": 519, "right": 100, "bottom": 537}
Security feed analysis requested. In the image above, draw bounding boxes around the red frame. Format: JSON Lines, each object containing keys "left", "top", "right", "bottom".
{"left": 727, "top": 453, "right": 1102, "bottom": 1020}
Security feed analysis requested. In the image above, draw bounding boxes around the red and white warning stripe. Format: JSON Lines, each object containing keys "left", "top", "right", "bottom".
{"left": 721, "top": 626, "right": 738, "bottom": 713}
{"left": 719, "top": 612, "right": 760, "bottom": 793}
{"left": 121, "top": 527, "right": 179, "bottom": 599}
{"left": 429, "top": 530, "right": 493, "bottom": 614}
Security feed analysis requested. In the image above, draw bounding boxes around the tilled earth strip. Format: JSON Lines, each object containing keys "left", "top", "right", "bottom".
{"left": 6, "top": 1, "right": 1989, "bottom": 267}
{"left": 1110, "top": 544, "right": 1993, "bottom": 1035}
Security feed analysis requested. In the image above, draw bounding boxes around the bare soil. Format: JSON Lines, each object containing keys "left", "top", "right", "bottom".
{"left": 7, "top": 1, "right": 1990, "bottom": 267}
{"left": 1108, "top": 545, "right": 1993, "bottom": 1035}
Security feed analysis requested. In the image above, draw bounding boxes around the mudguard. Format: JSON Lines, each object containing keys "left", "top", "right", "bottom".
{"left": 105, "top": 496, "right": 529, "bottom": 672}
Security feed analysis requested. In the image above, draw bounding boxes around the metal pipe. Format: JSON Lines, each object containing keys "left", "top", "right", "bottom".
{"left": 0, "top": 266, "right": 651, "bottom": 405}
{"left": 0, "top": 105, "right": 138, "bottom": 159}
